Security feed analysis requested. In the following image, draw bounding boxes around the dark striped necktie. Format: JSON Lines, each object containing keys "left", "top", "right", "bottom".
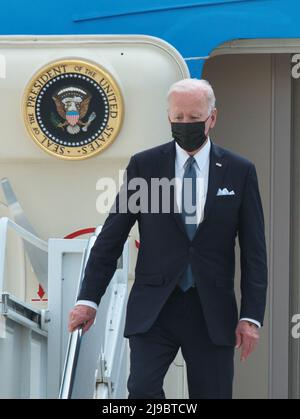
{"left": 178, "top": 156, "right": 197, "bottom": 291}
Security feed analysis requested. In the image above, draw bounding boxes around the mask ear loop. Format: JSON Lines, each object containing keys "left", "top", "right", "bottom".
{"left": 204, "top": 112, "right": 213, "bottom": 137}
{"left": 204, "top": 112, "right": 212, "bottom": 123}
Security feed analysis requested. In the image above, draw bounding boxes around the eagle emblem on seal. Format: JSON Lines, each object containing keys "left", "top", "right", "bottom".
{"left": 51, "top": 86, "right": 96, "bottom": 135}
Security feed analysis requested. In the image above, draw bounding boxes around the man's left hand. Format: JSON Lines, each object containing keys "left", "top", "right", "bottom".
{"left": 235, "top": 320, "right": 260, "bottom": 362}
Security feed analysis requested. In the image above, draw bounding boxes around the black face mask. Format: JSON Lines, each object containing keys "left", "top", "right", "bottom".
{"left": 171, "top": 116, "right": 210, "bottom": 152}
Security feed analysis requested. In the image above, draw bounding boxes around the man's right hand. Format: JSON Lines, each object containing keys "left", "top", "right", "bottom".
{"left": 68, "top": 305, "right": 97, "bottom": 334}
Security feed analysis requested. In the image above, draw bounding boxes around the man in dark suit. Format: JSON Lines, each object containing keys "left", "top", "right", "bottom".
{"left": 69, "top": 79, "right": 268, "bottom": 399}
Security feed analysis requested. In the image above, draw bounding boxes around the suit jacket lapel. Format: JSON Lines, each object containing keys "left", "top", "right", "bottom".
{"left": 193, "top": 141, "right": 228, "bottom": 238}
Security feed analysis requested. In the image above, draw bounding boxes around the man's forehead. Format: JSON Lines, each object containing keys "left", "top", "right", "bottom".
{"left": 169, "top": 91, "right": 208, "bottom": 111}
{"left": 169, "top": 90, "right": 208, "bottom": 106}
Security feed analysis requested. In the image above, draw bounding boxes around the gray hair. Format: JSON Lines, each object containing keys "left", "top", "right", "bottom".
{"left": 167, "top": 78, "right": 216, "bottom": 113}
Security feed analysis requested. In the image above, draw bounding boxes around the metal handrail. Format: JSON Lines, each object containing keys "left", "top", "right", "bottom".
{"left": 0, "top": 216, "right": 48, "bottom": 297}
{"left": 58, "top": 228, "right": 100, "bottom": 399}
{"left": 59, "top": 327, "right": 83, "bottom": 399}
{"left": 58, "top": 225, "right": 129, "bottom": 399}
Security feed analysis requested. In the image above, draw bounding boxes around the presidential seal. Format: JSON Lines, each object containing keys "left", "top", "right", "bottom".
{"left": 23, "top": 59, "right": 123, "bottom": 160}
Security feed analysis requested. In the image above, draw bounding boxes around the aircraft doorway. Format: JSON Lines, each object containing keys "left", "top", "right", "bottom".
{"left": 202, "top": 51, "right": 293, "bottom": 399}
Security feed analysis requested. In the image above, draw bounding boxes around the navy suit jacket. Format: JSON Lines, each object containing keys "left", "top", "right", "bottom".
{"left": 78, "top": 140, "right": 268, "bottom": 346}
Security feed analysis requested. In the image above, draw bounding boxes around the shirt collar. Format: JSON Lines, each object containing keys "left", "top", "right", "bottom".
{"left": 175, "top": 137, "right": 211, "bottom": 172}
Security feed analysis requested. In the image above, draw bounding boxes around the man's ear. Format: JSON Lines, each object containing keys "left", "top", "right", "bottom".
{"left": 210, "top": 108, "right": 217, "bottom": 129}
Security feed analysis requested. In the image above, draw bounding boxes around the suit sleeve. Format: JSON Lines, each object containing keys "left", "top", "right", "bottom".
{"left": 238, "top": 163, "right": 268, "bottom": 326}
{"left": 77, "top": 155, "right": 139, "bottom": 305}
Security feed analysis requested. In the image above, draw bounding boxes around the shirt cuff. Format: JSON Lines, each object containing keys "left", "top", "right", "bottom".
{"left": 76, "top": 300, "right": 98, "bottom": 311}
{"left": 240, "top": 318, "right": 261, "bottom": 328}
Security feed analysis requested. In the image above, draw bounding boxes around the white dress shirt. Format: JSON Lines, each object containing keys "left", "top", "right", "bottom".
{"left": 77, "top": 138, "right": 260, "bottom": 328}
{"left": 175, "top": 137, "right": 210, "bottom": 224}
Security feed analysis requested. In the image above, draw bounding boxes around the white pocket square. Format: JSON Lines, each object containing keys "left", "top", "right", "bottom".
{"left": 217, "top": 188, "right": 235, "bottom": 196}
